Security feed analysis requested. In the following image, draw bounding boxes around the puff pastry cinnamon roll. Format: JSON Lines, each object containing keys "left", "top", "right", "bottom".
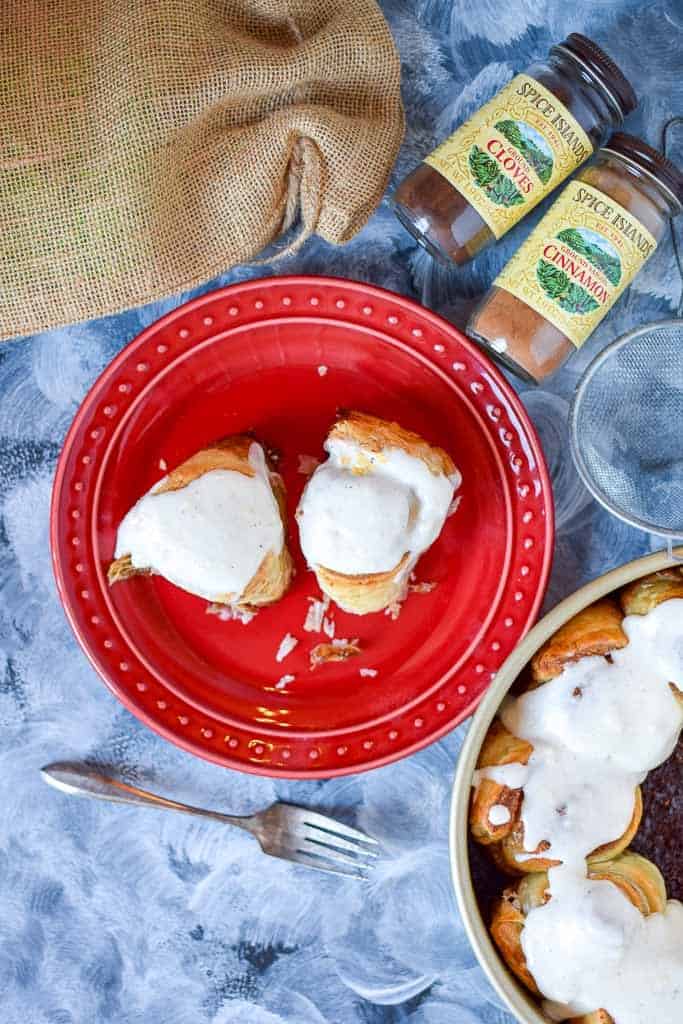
{"left": 470, "top": 719, "right": 643, "bottom": 875}
{"left": 470, "top": 578, "right": 683, "bottom": 874}
{"left": 475, "top": 572, "right": 683, "bottom": 1022}
{"left": 619, "top": 566, "right": 683, "bottom": 616}
{"left": 296, "top": 411, "right": 460, "bottom": 615}
{"left": 108, "top": 436, "right": 293, "bottom": 611}
{"left": 490, "top": 852, "right": 667, "bottom": 1023}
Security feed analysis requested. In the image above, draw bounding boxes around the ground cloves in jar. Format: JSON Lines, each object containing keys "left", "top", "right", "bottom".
{"left": 392, "top": 34, "right": 636, "bottom": 267}
{"left": 467, "top": 134, "right": 683, "bottom": 382}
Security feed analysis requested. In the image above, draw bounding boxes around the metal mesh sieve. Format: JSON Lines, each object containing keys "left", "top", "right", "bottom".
{"left": 570, "top": 116, "right": 683, "bottom": 552}
{"left": 570, "top": 321, "right": 683, "bottom": 541}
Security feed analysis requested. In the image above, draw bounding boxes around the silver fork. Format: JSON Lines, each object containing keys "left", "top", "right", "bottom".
{"left": 41, "top": 761, "right": 379, "bottom": 880}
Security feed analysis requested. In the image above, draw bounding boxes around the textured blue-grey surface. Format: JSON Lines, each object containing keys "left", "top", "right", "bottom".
{"left": 1, "top": 3, "right": 682, "bottom": 1022}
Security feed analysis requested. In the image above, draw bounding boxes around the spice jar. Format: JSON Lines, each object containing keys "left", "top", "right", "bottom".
{"left": 468, "top": 135, "right": 683, "bottom": 382}
{"left": 392, "top": 34, "right": 636, "bottom": 266}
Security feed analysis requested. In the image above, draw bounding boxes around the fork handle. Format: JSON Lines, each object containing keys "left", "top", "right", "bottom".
{"left": 41, "top": 761, "right": 255, "bottom": 833}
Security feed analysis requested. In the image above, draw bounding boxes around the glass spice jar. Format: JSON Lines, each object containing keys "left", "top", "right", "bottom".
{"left": 467, "top": 134, "right": 683, "bottom": 382}
{"left": 392, "top": 34, "right": 636, "bottom": 266}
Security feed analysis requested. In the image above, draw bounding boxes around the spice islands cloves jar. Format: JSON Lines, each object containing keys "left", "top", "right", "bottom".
{"left": 392, "top": 34, "right": 636, "bottom": 266}
{"left": 468, "top": 134, "right": 683, "bottom": 382}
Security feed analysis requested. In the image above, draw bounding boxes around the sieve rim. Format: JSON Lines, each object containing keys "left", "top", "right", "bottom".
{"left": 569, "top": 318, "right": 683, "bottom": 540}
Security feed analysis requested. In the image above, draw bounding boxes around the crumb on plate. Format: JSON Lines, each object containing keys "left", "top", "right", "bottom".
{"left": 206, "top": 603, "right": 257, "bottom": 625}
{"left": 310, "top": 639, "right": 361, "bottom": 668}
{"left": 304, "top": 594, "right": 330, "bottom": 632}
{"left": 408, "top": 580, "right": 437, "bottom": 594}
{"left": 275, "top": 633, "right": 298, "bottom": 662}
{"left": 384, "top": 601, "right": 402, "bottom": 621}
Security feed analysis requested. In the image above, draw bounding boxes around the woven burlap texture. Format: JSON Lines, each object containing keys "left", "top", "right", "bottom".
{"left": 0, "top": 0, "right": 403, "bottom": 340}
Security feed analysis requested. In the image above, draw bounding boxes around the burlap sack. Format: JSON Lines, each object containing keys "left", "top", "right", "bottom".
{"left": 0, "top": 0, "right": 403, "bottom": 340}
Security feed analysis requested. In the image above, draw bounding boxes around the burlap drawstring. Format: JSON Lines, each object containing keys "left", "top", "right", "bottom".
{"left": 259, "top": 136, "right": 324, "bottom": 262}
{"left": 0, "top": 0, "right": 403, "bottom": 340}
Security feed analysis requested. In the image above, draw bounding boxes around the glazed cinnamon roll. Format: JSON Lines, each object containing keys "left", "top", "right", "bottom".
{"left": 619, "top": 566, "right": 683, "bottom": 616}
{"left": 475, "top": 570, "right": 683, "bottom": 1023}
{"left": 470, "top": 578, "right": 683, "bottom": 874}
{"left": 108, "top": 436, "right": 293, "bottom": 611}
{"left": 490, "top": 852, "right": 667, "bottom": 1023}
{"left": 296, "top": 411, "right": 460, "bottom": 615}
{"left": 470, "top": 719, "right": 642, "bottom": 875}
{"left": 470, "top": 598, "right": 643, "bottom": 874}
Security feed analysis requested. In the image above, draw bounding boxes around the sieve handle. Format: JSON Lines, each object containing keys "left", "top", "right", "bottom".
{"left": 662, "top": 117, "right": 683, "bottom": 318}
{"left": 666, "top": 538, "right": 683, "bottom": 563}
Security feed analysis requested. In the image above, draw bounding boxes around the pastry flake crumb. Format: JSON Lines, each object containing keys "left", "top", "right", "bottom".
{"left": 275, "top": 674, "right": 295, "bottom": 689}
{"left": 158, "top": 458, "right": 168, "bottom": 471}
{"left": 304, "top": 594, "right": 330, "bottom": 632}
{"left": 275, "top": 633, "right": 298, "bottom": 663}
{"left": 297, "top": 454, "right": 320, "bottom": 476}
{"left": 359, "top": 668, "right": 378, "bottom": 678}
{"left": 447, "top": 495, "right": 462, "bottom": 518}
{"left": 384, "top": 601, "right": 402, "bottom": 621}
{"left": 206, "top": 603, "right": 257, "bottom": 625}
{"left": 310, "top": 638, "right": 361, "bottom": 668}
{"left": 408, "top": 580, "right": 437, "bottom": 594}
{"left": 317, "top": 365, "right": 328, "bottom": 377}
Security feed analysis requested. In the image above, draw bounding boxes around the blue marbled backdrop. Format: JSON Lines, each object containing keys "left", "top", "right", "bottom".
{"left": 1, "top": 3, "right": 682, "bottom": 1022}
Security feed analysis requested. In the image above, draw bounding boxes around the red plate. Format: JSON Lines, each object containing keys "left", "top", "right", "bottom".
{"left": 51, "top": 277, "right": 553, "bottom": 777}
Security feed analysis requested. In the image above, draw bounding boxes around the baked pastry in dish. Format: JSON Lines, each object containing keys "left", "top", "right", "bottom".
{"left": 296, "top": 411, "right": 460, "bottom": 614}
{"left": 470, "top": 597, "right": 642, "bottom": 873}
{"left": 108, "top": 436, "right": 293, "bottom": 611}
{"left": 469, "top": 715, "right": 643, "bottom": 874}
{"left": 490, "top": 852, "right": 667, "bottom": 1005}
{"left": 529, "top": 597, "right": 628, "bottom": 685}
{"left": 620, "top": 566, "right": 683, "bottom": 615}
{"left": 470, "top": 567, "right": 683, "bottom": 1024}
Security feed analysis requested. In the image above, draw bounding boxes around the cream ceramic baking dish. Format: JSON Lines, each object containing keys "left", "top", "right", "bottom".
{"left": 449, "top": 546, "right": 683, "bottom": 1024}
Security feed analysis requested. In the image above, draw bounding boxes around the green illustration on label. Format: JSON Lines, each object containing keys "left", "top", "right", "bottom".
{"left": 536, "top": 226, "right": 622, "bottom": 316}
{"left": 467, "top": 119, "right": 555, "bottom": 208}
{"left": 495, "top": 120, "right": 554, "bottom": 184}
{"left": 468, "top": 145, "right": 525, "bottom": 207}
{"left": 556, "top": 227, "right": 621, "bottom": 285}
{"left": 536, "top": 260, "right": 599, "bottom": 314}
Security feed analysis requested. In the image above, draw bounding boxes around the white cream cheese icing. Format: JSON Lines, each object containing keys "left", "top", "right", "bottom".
{"left": 114, "top": 442, "right": 283, "bottom": 603}
{"left": 297, "top": 437, "right": 459, "bottom": 577}
{"left": 524, "top": 872, "right": 683, "bottom": 1023}
{"left": 476, "top": 598, "right": 683, "bottom": 1023}
{"left": 488, "top": 804, "right": 512, "bottom": 826}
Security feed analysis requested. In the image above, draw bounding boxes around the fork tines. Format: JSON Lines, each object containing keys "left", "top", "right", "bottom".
{"left": 296, "top": 813, "right": 380, "bottom": 880}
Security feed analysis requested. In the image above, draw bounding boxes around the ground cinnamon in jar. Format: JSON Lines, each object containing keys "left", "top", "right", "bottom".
{"left": 392, "top": 34, "right": 636, "bottom": 266}
{"left": 468, "top": 134, "right": 683, "bottom": 382}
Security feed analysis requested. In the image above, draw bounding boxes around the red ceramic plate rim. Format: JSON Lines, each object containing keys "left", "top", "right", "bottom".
{"left": 51, "top": 276, "right": 554, "bottom": 777}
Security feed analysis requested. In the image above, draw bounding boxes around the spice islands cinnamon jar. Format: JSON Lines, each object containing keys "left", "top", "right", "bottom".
{"left": 392, "top": 34, "right": 636, "bottom": 266}
{"left": 468, "top": 135, "right": 683, "bottom": 382}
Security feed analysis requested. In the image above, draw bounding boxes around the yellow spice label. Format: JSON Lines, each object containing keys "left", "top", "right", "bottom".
{"left": 424, "top": 74, "right": 593, "bottom": 238}
{"left": 494, "top": 180, "right": 658, "bottom": 347}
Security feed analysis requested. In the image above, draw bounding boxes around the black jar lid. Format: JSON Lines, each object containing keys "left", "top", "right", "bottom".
{"left": 601, "top": 132, "right": 683, "bottom": 210}
{"left": 554, "top": 33, "right": 637, "bottom": 120}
